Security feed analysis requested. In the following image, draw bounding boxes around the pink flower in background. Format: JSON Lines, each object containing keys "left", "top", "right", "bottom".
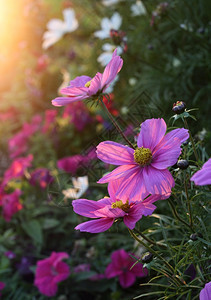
{"left": 9, "top": 115, "right": 41, "bottom": 158}
{"left": 105, "top": 249, "right": 147, "bottom": 288}
{"left": 57, "top": 148, "right": 96, "bottom": 175}
{"left": 29, "top": 168, "right": 54, "bottom": 189}
{"left": 74, "top": 264, "right": 90, "bottom": 273}
{"left": 42, "top": 109, "right": 58, "bottom": 133}
{"left": 4, "top": 251, "right": 16, "bottom": 259}
{"left": 52, "top": 49, "right": 123, "bottom": 106}
{"left": 72, "top": 180, "right": 159, "bottom": 233}
{"left": 0, "top": 282, "right": 5, "bottom": 297}
{"left": 62, "top": 102, "right": 92, "bottom": 131}
{"left": 1, "top": 189, "right": 22, "bottom": 222}
{"left": 3, "top": 155, "right": 33, "bottom": 186}
{"left": 97, "top": 118, "right": 189, "bottom": 201}
{"left": 191, "top": 158, "right": 211, "bottom": 186}
{"left": 34, "top": 252, "right": 70, "bottom": 297}
{"left": 200, "top": 282, "right": 211, "bottom": 300}
{"left": 57, "top": 155, "right": 86, "bottom": 175}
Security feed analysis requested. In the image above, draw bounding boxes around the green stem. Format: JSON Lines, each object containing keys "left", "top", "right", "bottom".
{"left": 128, "top": 228, "right": 183, "bottom": 286}
{"left": 133, "top": 228, "right": 167, "bottom": 248}
{"left": 168, "top": 198, "right": 193, "bottom": 231}
{"left": 183, "top": 118, "right": 199, "bottom": 161}
{"left": 100, "top": 99, "right": 135, "bottom": 149}
{"left": 184, "top": 171, "right": 193, "bottom": 229}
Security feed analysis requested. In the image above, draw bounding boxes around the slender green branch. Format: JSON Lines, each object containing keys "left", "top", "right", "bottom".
{"left": 184, "top": 171, "right": 193, "bottom": 229}
{"left": 168, "top": 198, "right": 193, "bottom": 231}
{"left": 183, "top": 117, "right": 199, "bottom": 161}
{"left": 100, "top": 98, "right": 135, "bottom": 149}
{"left": 130, "top": 229, "right": 174, "bottom": 273}
{"left": 133, "top": 228, "right": 167, "bottom": 248}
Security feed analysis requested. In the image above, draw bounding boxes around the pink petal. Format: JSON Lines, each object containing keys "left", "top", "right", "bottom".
{"left": 101, "top": 49, "right": 123, "bottom": 90}
{"left": 143, "top": 166, "right": 175, "bottom": 195}
{"left": 191, "top": 158, "right": 211, "bottom": 186}
{"left": 105, "top": 263, "right": 122, "bottom": 278}
{"left": 60, "top": 86, "right": 88, "bottom": 96}
{"left": 95, "top": 205, "right": 125, "bottom": 218}
{"left": 52, "top": 96, "right": 88, "bottom": 107}
{"left": 191, "top": 168, "right": 211, "bottom": 185}
{"left": 151, "top": 128, "right": 189, "bottom": 169}
{"left": 69, "top": 75, "right": 92, "bottom": 87}
{"left": 119, "top": 272, "right": 136, "bottom": 288}
{"left": 97, "top": 141, "right": 134, "bottom": 165}
{"left": 114, "top": 168, "right": 148, "bottom": 202}
{"left": 72, "top": 199, "right": 105, "bottom": 218}
{"left": 123, "top": 202, "right": 156, "bottom": 229}
{"left": 75, "top": 218, "right": 114, "bottom": 233}
{"left": 97, "top": 165, "right": 137, "bottom": 184}
{"left": 129, "top": 261, "right": 147, "bottom": 277}
{"left": 88, "top": 72, "right": 102, "bottom": 96}
{"left": 137, "top": 118, "right": 166, "bottom": 151}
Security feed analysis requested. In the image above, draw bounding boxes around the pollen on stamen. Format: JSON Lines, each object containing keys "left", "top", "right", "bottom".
{"left": 134, "top": 146, "right": 152, "bottom": 166}
{"left": 111, "top": 200, "right": 130, "bottom": 212}
{"left": 85, "top": 80, "right": 92, "bottom": 88}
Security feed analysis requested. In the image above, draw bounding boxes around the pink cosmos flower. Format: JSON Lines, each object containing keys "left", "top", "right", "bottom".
{"left": 57, "top": 149, "right": 96, "bottom": 175}
{"left": 190, "top": 158, "right": 211, "bottom": 186}
{"left": 1, "top": 189, "right": 22, "bottom": 222}
{"left": 72, "top": 180, "right": 159, "bottom": 233}
{"left": 105, "top": 249, "right": 147, "bottom": 288}
{"left": 97, "top": 118, "right": 189, "bottom": 201}
{"left": 9, "top": 116, "right": 41, "bottom": 158}
{"left": 34, "top": 252, "right": 70, "bottom": 297}
{"left": 62, "top": 102, "right": 92, "bottom": 131}
{"left": 52, "top": 49, "right": 123, "bottom": 107}
{"left": 200, "top": 281, "right": 211, "bottom": 300}
{"left": 42, "top": 109, "right": 58, "bottom": 133}
{"left": 29, "top": 168, "right": 54, "bottom": 189}
{"left": 3, "top": 154, "right": 33, "bottom": 186}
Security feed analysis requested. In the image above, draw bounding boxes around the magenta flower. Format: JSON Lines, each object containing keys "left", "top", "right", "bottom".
{"left": 97, "top": 118, "right": 189, "bottom": 201}
{"left": 105, "top": 249, "right": 147, "bottom": 288}
{"left": 9, "top": 115, "right": 41, "bottom": 158}
{"left": 62, "top": 102, "right": 93, "bottom": 131}
{"left": 200, "top": 281, "right": 211, "bottom": 300}
{"left": 52, "top": 49, "right": 123, "bottom": 107}
{"left": 191, "top": 158, "right": 211, "bottom": 186}
{"left": 3, "top": 154, "right": 33, "bottom": 186}
{"left": 72, "top": 180, "right": 159, "bottom": 233}
{"left": 34, "top": 252, "right": 70, "bottom": 297}
{"left": 29, "top": 168, "right": 54, "bottom": 189}
{"left": 57, "top": 149, "right": 96, "bottom": 175}
{"left": 1, "top": 189, "right": 22, "bottom": 222}
{"left": 42, "top": 109, "right": 58, "bottom": 133}
{"left": 57, "top": 155, "right": 87, "bottom": 175}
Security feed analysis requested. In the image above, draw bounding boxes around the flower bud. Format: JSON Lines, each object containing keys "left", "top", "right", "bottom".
{"left": 177, "top": 159, "right": 189, "bottom": 170}
{"left": 172, "top": 101, "right": 186, "bottom": 114}
{"left": 190, "top": 232, "right": 203, "bottom": 241}
{"left": 141, "top": 252, "right": 153, "bottom": 263}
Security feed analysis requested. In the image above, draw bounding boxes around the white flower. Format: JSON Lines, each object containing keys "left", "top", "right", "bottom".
{"left": 42, "top": 8, "right": 78, "bottom": 49}
{"left": 97, "top": 43, "right": 123, "bottom": 66}
{"left": 94, "top": 12, "right": 122, "bottom": 39}
{"left": 131, "top": 0, "right": 147, "bottom": 16}
{"left": 62, "top": 176, "right": 88, "bottom": 199}
{"left": 180, "top": 23, "right": 193, "bottom": 32}
{"left": 102, "top": 0, "right": 122, "bottom": 6}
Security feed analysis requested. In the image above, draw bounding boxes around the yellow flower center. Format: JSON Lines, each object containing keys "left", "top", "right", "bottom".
{"left": 134, "top": 146, "right": 152, "bottom": 166}
{"left": 111, "top": 200, "right": 130, "bottom": 212}
{"left": 84, "top": 80, "right": 92, "bottom": 88}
